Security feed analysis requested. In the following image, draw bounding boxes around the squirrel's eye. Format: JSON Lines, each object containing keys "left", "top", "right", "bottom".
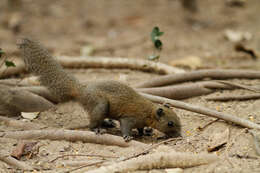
{"left": 156, "top": 108, "right": 164, "bottom": 116}
{"left": 168, "top": 121, "right": 174, "bottom": 127}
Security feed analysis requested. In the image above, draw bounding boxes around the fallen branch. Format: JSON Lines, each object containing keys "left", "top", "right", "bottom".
{"left": 206, "top": 93, "right": 260, "bottom": 101}
{"left": 140, "top": 93, "right": 260, "bottom": 130}
{"left": 0, "top": 129, "right": 147, "bottom": 148}
{"left": 0, "top": 152, "right": 33, "bottom": 170}
{"left": 135, "top": 69, "right": 260, "bottom": 88}
{"left": 0, "top": 56, "right": 185, "bottom": 78}
{"left": 85, "top": 151, "right": 219, "bottom": 173}
{"left": 58, "top": 56, "right": 185, "bottom": 74}
{"left": 0, "top": 116, "right": 46, "bottom": 130}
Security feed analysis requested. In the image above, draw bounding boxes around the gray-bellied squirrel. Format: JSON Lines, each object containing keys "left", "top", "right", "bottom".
{"left": 17, "top": 38, "right": 181, "bottom": 141}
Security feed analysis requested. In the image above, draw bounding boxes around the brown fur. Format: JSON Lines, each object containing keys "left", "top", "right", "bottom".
{"left": 17, "top": 38, "right": 181, "bottom": 140}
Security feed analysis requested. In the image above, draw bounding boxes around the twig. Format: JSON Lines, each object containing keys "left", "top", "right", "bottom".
{"left": 197, "top": 118, "right": 219, "bottom": 131}
{"left": 50, "top": 154, "right": 118, "bottom": 163}
{"left": 0, "top": 152, "right": 34, "bottom": 170}
{"left": 85, "top": 151, "right": 219, "bottom": 173}
{"left": 0, "top": 129, "right": 147, "bottom": 148}
{"left": 65, "top": 161, "right": 104, "bottom": 173}
{"left": 248, "top": 129, "right": 260, "bottom": 156}
{"left": 140, "top": 93, "right": 260, "bottom": 130}
{"left": 0, "top": 116, "right": 46, "bottom": 130}
{"left": 206, "top": 93, "right": 260, "bottom": 101}
{"left": 135, "top": 69, "right": 260, "bottom": 88}
{"left": 121, "top": 137, "right": 182, "bottom": 161}
{"left": 224, "top": 128, "right": 235, "bottom": 168}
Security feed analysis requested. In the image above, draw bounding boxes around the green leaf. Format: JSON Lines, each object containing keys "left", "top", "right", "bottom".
{"left": 148, "top": 55, "right": 160, "bottom": 61}
{"left": 5, "top": 60, "right": 16, "bottom": 67}
{"left": 150, "top": 26, "right": 164, "bottom": 42}
{"left": 154, "top": 39, "right": 163, "bottom": 50}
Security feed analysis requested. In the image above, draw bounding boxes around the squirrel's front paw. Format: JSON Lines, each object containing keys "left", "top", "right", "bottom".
{"left": 123, "top": 135, "right": 133, "bottom": 142}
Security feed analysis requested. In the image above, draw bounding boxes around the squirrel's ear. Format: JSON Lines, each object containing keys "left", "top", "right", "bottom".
{"left": 155, "top": 108, "right": 164, "bottom": 121}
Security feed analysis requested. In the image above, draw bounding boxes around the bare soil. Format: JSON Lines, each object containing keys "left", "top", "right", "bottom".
{"left": 1, "top": 0, "right": 260, "bottom": 172}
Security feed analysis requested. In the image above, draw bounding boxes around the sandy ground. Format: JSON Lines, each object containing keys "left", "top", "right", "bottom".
{"left": 0, "top": 0, "right": 260, "bottom": 172}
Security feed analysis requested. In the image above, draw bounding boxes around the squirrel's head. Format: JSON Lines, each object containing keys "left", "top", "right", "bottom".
{"left": 150, "top": 103, "right": 181, "bottom": 138}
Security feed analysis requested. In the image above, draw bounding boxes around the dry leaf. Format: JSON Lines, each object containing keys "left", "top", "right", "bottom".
{"left": 21, "top": 112, "right": 39, "bottom": 120}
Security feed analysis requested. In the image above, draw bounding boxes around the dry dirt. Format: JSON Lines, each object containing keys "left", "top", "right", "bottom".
{"left": 1, "top": 0, "right": 260, "bottom": 172}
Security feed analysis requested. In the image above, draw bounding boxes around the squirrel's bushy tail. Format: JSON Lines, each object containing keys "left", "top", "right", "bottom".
{"left": 17, "top": 38, "right": 82, "bottom": 102}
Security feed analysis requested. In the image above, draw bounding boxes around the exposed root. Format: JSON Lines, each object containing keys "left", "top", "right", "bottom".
{"left": 85, "top": 151, "right": 219, "bottom": 173}
{"left": 0, "top": 129, "right": 147, "bottom": 148}
{"left": 206, "top": 93, "right": 260, "bottom": 101}
{"left": 0, "top": 116, "right": 46, "bottom": 130}
{"left": 0, "top": 85, "right": 54, "bottom": 116}
{"left": 0, "top": 56, "right": 185, "bottom": 78}
{"left": 136, "top": 81, "right": 233, "bottom": 99}
{"left": 58, "top": 56, "right": 185, "bottom": 74}
{"left": 135, "top": 69, "right": 260, "bottom": 88}
{"left": 140, "top": 93, "right": 260, "bottom": 130}
{"left": 0, "top": 152, "right": 34, "bottom": 170}
{"left": 18, "top": 86, "right": 59, "bottom": 103}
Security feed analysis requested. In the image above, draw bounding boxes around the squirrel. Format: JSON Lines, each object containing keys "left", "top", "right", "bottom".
{"left": 17, "top": 38, "right": 181, "bottom": 141}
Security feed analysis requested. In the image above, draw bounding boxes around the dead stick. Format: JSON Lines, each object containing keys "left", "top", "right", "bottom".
{"left": 0, "top": 152, "right": 33, "bottom": 170}
{"left": 140, "top": 93, "right": 260, "bottom": 130}
{"left": 85, "top": 151, "right": 219, "bottom": 173}
{"left": 206, "top": 93, "right": 260, "bottom": 101}
{"left": 0, "top": 129, "right": 147, "bottom": 148}
{"left": 0, "top": 116, "right": 46, "bottom": 130}
{"left": 135, "top": 69, "right": 260, "bottom": 88}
